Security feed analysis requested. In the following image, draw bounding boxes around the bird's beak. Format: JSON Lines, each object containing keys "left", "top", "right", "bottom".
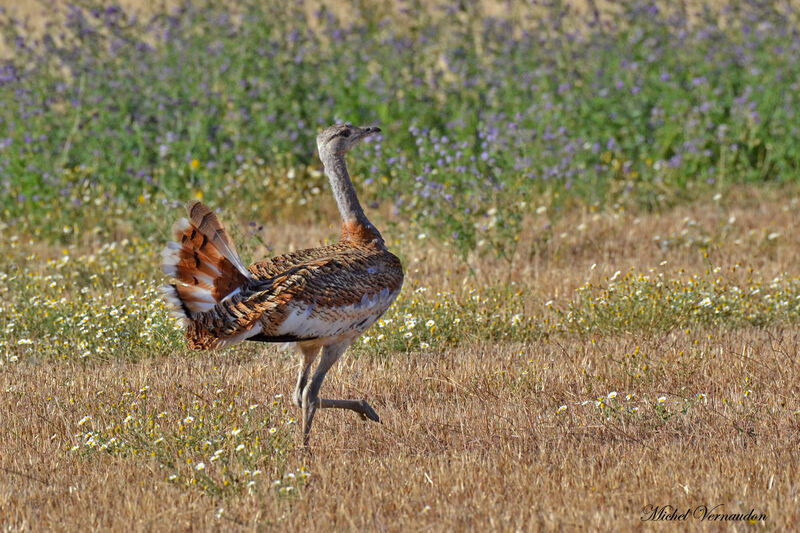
{"left": 359, "top": 126, "right": 381, "bottom": 138}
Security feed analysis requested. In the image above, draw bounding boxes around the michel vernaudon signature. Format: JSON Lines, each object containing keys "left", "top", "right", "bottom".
{"left": 641, "top": 504, "right": 767, "bottom": 522}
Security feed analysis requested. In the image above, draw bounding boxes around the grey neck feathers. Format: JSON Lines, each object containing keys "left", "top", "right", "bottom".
{"left": 321, "top": 151, "right": 383, "bottom": 242}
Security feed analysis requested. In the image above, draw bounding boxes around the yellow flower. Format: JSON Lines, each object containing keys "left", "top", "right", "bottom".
{"left": 190, "top": 159, "right": 200, "bottom": 170}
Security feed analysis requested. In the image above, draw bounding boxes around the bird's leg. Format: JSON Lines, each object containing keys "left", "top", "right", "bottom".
{"left": 301, "top": 341, "right": 380, "bottom": 446}
{"left": 317, "top": 398, "right": 380, "bottom": 422}
{"left": 293, "top": 345, "right": 319, "bottom": 408}
{"left": 301, "top": 343, "right": 343, "bottom": 446}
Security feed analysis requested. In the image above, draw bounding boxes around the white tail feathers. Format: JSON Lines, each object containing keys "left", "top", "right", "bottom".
{"left": 161, "top": 202, "right": 251, "bottom": 318}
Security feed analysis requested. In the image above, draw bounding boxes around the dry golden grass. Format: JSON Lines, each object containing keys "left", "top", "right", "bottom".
{"left": 0, "top": 0, "right": 749, "bottom": 38}
{"left": 2, "top": 328, "right": 797, "bottom": 530}
{"left": 2, "top": 188, "right": 800, "bottom": 531}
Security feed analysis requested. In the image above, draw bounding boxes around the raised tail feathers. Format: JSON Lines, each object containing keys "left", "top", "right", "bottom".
{"left": 161, "top": 201, "right": 251, "bottom": 319}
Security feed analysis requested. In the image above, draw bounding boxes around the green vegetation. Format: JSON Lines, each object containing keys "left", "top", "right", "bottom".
{"left": 2, "top": 1, "right": 799, "bottom": 257}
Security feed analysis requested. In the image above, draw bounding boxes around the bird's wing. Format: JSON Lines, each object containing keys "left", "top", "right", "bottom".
{"left": 247, "top": 245, "right": 336, "bottom": 280}
{"left": 186, "top": 247, "right": 403, "bottom": 348}
{"left": 250, "top": 250, "right": 404, "bottom": 340}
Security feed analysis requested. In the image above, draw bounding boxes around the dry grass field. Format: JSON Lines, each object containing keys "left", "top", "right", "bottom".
{"left": 2, "top": 187, "right": 799, "bottom": 531}
{"left": 3, "top": 0, "right": 800, "bottom": 530}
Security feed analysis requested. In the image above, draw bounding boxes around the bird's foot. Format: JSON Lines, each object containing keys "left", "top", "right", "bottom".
{"left": 356, "top": 399, "right": 380, "bottom": 423}
{"left": 317, "top": 398, "right": 381, "bottom": 423}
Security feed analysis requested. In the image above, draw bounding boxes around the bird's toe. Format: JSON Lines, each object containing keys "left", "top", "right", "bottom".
{"left": 359, "top": 399, "right": 380, "bottom": 423}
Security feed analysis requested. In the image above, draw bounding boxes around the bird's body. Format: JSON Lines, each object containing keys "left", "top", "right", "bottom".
{"left": 160, "top": 124, "right": 402, "bottom": 444}
{"left": 176, "top": 235, "right": 403, "bottom": 351}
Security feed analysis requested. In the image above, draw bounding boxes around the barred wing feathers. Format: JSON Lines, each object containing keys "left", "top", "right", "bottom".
{"left": 184, "top": 245, "right": 403, "bottom": 350}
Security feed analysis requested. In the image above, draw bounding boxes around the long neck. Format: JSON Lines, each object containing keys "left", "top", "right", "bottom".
{"left": 322, "top": 152, "right": 383, "bottom": 244}
{"left": 323, "top": 152, "right": 367, "bottom": 225}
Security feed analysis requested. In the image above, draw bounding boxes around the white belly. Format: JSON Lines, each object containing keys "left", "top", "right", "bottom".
{"left": 276, "top": 287, "right": 400, "bottom": 345}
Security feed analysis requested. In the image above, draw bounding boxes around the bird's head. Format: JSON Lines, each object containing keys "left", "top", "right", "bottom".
{"left": 316, "top": 123, "right": 381, "bottom": 159}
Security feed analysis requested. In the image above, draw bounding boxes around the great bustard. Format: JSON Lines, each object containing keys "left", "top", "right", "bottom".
{"left": 160, "top": 124, "right": 403, "bottom": 445}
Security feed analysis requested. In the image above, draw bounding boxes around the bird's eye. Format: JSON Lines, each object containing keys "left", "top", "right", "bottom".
{"left": 340, "top": 129, "right": 351, "bottom": 138}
